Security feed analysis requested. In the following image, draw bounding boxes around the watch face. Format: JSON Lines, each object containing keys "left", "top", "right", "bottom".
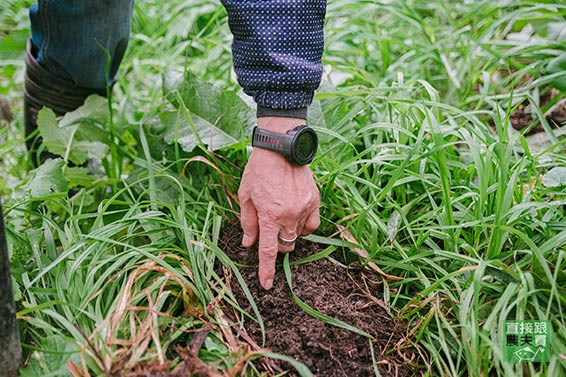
{"left": 293, "top": 129, "right": 317, "bottom": 164}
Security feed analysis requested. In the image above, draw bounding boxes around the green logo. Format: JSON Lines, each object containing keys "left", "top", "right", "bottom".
{"left": 504, "top": 320, "right": 551, "bottom": 362}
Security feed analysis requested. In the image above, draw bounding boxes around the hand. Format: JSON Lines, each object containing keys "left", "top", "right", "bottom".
{"left": 238, "top": 117, "right": 320, "bottom": 290}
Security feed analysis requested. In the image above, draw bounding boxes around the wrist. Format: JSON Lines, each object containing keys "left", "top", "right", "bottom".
{"left": 256, "top": 105, "right": 307, "bottom": 120}
{"left": 257, "top": 117, "right": 305, "bottom": 133}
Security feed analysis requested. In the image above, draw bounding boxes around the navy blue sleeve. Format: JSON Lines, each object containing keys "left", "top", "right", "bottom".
{"left": 221, "top": 0, "right": 326, "bottom": 116}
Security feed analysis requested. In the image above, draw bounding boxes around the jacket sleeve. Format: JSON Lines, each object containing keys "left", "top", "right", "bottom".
{"left": 220, "top": 0, "right": 326, "bottom": 118}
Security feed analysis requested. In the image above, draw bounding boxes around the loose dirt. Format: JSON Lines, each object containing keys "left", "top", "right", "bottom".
{"left": 218, "top": 225, "right": 419, "bottom": 377}
{"left": 509, "top": 89, "right": 566, "bottom": 135}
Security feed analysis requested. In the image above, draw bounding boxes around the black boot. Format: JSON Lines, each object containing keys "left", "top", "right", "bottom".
{"left": 23, "top": 40, "right": 106, "bottom": 166}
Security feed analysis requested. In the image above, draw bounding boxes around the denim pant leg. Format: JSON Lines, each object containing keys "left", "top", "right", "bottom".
{"left": 29, "top": 0, "right": 134, "bottom": 90}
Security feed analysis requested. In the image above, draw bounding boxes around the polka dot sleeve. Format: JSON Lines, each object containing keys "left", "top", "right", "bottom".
{"left": 221, "top": 0, "right": 326, "bottom": 111}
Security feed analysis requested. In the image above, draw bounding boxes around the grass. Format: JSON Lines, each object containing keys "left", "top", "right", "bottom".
{"left": 1, "top": 0, "right": 566, "bottom": 375}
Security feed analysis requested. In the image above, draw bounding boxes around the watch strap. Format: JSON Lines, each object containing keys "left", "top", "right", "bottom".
{"left": 252, "top": 127, "right": 293, "bottom": 155}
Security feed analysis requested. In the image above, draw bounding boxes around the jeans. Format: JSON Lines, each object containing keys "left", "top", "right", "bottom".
{"left": 30, "top": 0, "right": 134, "bottom": 90}
{"left": 29, "top": 0, "right": 326, "bottom": 111}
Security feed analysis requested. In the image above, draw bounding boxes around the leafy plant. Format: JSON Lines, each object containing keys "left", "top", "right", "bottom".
{"left": 1, "top": 0, "right": 566, "bottom": 376}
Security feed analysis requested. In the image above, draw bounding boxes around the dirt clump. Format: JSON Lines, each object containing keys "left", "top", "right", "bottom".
{"left": 509, "top": 89, "right": 566, "bottom": 135}
{"left": 218, "top": 225, "right": 420, "bottom": 377}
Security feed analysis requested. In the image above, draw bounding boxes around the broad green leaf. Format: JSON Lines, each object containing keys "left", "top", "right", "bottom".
{"left": 59, "top": 95, "right": 109, "bottom": 128}
{"left": 159, "top": 109, "right": 240, "bottom": 151}
{"left": 541, "top": 167, "right": 566, "bottom": 188}
{"left": 162, "top": 71, "right": 253, "bottom": 150}
{"left": 25, "top": 158, "right": 68, "bottom": 198}
{"left": 19, "top": 335, "right": 80, "bottom": 377}
{"left": 64, "top": 167, "right": 96, "bottom": 189}
{"left": 37, "top": 97, "right": 109, "bottom": 165}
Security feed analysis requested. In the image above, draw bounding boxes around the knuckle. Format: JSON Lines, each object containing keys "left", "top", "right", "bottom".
{"left": 261, "top": 205, "right": 284, "bottom": 222}
{"left": 287, "top": 206, "right": 303, "bottom": 220}
{"left": 261, "top": 247, "right": 279, "bottom": 260}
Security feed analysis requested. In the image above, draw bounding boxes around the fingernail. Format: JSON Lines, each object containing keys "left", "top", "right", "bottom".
{"left": 242, "top": 235, "right": 250, "bottom": 247}
{"left": 264, "top": 279, "right": 273, "bottom": 290}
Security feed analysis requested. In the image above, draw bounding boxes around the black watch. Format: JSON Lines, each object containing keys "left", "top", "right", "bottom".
{"left": 252, "top": 125, "right": 318, "bottom": 165}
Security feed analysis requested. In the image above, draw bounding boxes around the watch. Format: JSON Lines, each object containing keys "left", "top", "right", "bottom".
{"left": 252, "top": 125, "right": 318, "bottom": 165}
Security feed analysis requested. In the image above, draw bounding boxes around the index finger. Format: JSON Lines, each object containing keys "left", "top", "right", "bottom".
{"left": 258, "top": 220, "right": 279, "bottom": 290}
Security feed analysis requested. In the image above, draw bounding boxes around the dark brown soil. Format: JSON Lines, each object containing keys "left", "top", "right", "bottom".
{"left": 508, "top": 89, "right": 566, "bottom": 135}
{"left": 218, "top": 224, "right": 420, "bottom": 377}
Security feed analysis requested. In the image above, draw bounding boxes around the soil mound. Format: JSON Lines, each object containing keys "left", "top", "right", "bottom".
{"left": 219, "top": 225, "right": 419, "bottom": 377}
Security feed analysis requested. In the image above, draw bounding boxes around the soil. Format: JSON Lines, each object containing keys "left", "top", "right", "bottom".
{"left": 0, "top": 95, "right": 14, "bottom": 124}
{"left": 217, "top": 224, "right": 419, "bottom": 377}
{"left": 508, "top": 89, "right": 566, "bottom": 135}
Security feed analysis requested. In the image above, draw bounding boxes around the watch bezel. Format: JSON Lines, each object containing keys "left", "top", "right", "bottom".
{"left": 289, "top": 125, "right": 318, "bottom": 165}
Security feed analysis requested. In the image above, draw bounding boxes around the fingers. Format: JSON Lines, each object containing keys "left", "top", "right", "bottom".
{"left": 300, "top": 207, "right": 320, "bottom": 236}
{"left": 258, "top": 221, "right": 279, "bottom": 290}
{"left": 278, "top": 227, "right": 298, "bottom": 253}
{"left": 240, "top": 197, "right": 259, "bottom": 248}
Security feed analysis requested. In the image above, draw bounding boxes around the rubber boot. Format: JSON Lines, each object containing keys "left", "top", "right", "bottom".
{"left": 23, "top": 40, "right": 106, "bottom": 166}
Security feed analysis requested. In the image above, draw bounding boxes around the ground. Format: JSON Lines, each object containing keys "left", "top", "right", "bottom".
{"left": 509, "top": 89, "right": 566, "bottom": 135}
{"left": 2, "top": 1, "right": 566, "bottom": 376}
{"left": 218, "top": 224, "right": 420, "bottom": 377}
